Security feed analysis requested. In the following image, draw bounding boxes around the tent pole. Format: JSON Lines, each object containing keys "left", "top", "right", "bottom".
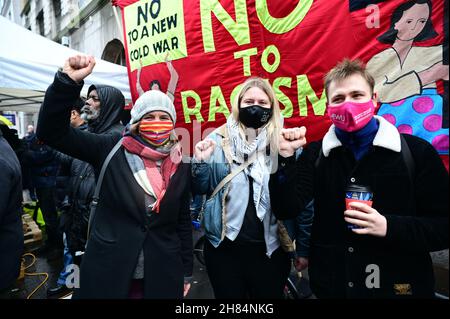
{"left": 112, "top": 6, "right": 123, "bottom": 43}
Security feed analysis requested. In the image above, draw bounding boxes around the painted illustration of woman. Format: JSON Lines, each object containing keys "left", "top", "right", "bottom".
{"left": 136, "top": 56, "right": 179, "bottom": 103}
{"left": 366, "top": 0, "right": 449, "bottom": 154}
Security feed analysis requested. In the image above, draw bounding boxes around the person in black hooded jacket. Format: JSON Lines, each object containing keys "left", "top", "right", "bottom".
{"left": 65, "top": 83, "right": 124, "bottom": 256}
{"left": 37, "top": 55, "right": 192, "bottom": 299}
{"left": 50, "top": 83, "right": 124, "bottom": 258}
{"left": 48, "top": 92, "right": 123, "bottom": 297}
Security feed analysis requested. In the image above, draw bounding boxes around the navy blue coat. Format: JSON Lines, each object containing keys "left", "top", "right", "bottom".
{"left": 26, "top": 134, "right": 59, "bottom": 189}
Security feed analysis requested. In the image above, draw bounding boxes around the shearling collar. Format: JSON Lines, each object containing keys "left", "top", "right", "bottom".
{"left": 322, "top": 115, "right": 401, "bottom": 157}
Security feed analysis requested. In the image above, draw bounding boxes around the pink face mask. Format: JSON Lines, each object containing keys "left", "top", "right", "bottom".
{"left": 327, "top": 100, "right": 375, "bottom": 132}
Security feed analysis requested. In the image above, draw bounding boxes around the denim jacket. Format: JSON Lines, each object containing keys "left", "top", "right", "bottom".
{"left": 191, "top": 125, "right": 280, "bottom": 256}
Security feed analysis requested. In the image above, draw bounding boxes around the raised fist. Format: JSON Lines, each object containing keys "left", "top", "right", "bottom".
{"left": 194, "top": 139, "right": 216, "bottom": 162}
{"left": 279, "top": 127, "right": 307, "bottom": 158}
{"left": 63, "top": 55, "right": 96, "bottom": 83}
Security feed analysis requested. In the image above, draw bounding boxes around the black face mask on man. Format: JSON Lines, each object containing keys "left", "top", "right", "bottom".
{"left": 238, "top": 105, "right": 273, "bottom": 129}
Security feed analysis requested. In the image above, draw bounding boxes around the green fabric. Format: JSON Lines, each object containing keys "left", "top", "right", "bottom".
{"left": 22, "top": 201, "right": 45, "bottom": 227}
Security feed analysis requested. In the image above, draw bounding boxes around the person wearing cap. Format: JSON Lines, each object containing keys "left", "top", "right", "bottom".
{"left": 37, "top": 55, "right": 193, "bottom": 299}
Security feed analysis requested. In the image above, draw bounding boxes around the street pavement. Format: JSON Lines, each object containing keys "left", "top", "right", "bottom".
{"left": 15, "top": 235, "right": 215, "bottom": 299}
{"left": 10, "top": 240, "right": 448, "bottom": 299}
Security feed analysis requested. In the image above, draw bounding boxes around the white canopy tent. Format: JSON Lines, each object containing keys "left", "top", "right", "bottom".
{"left": 0, "top": 15, "right": 131, "bottom": 113}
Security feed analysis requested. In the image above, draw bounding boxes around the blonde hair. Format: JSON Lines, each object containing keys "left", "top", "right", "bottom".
{"left": 231, "top": 77, "right": 281, "bottom": 153}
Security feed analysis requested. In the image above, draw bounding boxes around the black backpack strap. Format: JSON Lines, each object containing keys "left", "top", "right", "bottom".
{"left": 400, "top": 134, "right": 415, "bottom": 183}
{"left": 87, "top": 139, "right": 123, "bottom": 238}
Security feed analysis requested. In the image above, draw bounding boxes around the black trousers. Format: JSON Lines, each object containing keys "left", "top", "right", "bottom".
{"left": 204, "top": 238, "right": 291, "bottom": 299}
{"left": 36, "top": 187, "right": 61, "bottom": 247}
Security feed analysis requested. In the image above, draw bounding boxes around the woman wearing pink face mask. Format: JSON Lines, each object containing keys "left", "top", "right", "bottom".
{"left": 269, "top": 59, "right": 449, "bottom": 298}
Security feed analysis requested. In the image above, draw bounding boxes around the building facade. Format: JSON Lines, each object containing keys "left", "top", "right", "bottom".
{"left": 18, "top": 0, "right": 126, "bottom": 65}
{"left": 1, "top": 0, "right": 126, "bottom": 136}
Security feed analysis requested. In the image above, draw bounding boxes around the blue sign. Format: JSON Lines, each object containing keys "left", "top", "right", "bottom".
{"left": 2, "top": 114, "right": 16, "bottom": 125}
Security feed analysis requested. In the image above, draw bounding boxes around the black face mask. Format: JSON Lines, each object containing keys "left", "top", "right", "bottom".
{"left": 238, "top": 105, "right": 273, "bottom": 129}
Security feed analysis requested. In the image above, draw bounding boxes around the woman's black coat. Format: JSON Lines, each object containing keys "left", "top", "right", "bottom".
{"left": 37, "top": 72, "right": 193, "bottom": 298}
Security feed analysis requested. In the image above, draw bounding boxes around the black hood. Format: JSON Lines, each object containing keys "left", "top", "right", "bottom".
{"left": 87, "top": 84, "right": 124, "bottom": 134}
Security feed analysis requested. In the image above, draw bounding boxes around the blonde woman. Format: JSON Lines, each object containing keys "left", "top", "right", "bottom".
{"left": 192, "top": 77, "right": 306, "bottom": 298}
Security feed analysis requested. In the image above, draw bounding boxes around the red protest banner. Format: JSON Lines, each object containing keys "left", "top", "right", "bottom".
{"left": 113, "top": 0, "right": 448, "bottom": 164}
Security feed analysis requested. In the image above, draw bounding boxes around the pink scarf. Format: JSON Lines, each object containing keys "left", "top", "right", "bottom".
{"left": 122, "top": 136, "right": 182, "bottom": 212}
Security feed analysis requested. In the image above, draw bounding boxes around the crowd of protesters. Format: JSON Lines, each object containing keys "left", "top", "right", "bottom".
{"left": 0, "top": 52, "right": 448, "bottom": 300}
